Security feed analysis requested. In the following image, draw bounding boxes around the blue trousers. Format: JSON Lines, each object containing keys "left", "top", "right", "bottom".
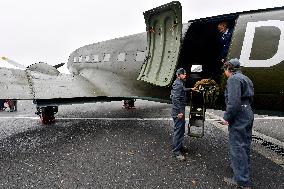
{"left": 228, "top": 106, "right": 254, "bottom": 187}
{"left": 172, "top": 117, "right": 185, "bottom": 155}
{"left": 0, "top": 100, "right": 5, "bottom": 109}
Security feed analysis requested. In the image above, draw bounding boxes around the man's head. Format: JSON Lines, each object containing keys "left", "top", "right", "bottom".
{"left": 223, "top": 58, "right": 241, "bottom": 77}
{"left": 176, "top": 68, "right": 187, "bottom": 81}
{"left": 218, "top": 22, "right": 228, "bottom": 33}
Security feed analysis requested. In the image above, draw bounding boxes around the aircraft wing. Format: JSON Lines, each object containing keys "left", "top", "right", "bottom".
{"left": 0, "top": 67, "right": 32, "bottom": 99}
{"left": 31, "top": 71, "right": 97, "bottom": 99}
{"left": 0, "top": 59, "right": 98, "bottom": 100}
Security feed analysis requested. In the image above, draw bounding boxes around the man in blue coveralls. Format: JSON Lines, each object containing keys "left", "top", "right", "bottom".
{"left": 170, "top": 68, "right": 194, "bottom": 161}
{"left": 0, "top": 99, "right": 5, "bottom": 110}
{"left": 222, "top": 58, "right": 254, "bottom": 189}
{"left": 218, "top": 22, "right": 233, "bottom": 63}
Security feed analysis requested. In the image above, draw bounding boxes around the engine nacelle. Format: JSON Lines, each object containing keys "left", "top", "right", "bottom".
{"left": 27, "top": 62, "right": 60, "bottom": 76}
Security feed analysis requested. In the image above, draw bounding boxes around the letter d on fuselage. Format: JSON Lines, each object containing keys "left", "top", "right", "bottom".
{"left": 228, "top": 10, "right": 284, "bottom": 110}
{"left": 240, "top": 20, "right": 284, "bottom": 67}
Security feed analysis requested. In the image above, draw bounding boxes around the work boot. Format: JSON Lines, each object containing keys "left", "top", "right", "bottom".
{"left": 174, "top": 154, "right": 186, "bottom": 161}
{"left": 223, "top": 177, "right": 251, "bottom": 189}
{"left": 180, "top": 146, "right": 189, "bottom": 154}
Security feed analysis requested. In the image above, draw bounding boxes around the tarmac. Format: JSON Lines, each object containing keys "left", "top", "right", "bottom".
{"left": 0, "top": 100, "right": 283, "bottom": 188}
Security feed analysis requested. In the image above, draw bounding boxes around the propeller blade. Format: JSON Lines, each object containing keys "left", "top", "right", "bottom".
{"left": 53, "top": 62, "right": 65, "bottom": 69}
{"left": 1, "top": 57, "right": 26, "bottom": 69}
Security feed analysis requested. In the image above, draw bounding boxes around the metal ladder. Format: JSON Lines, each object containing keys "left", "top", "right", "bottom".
{"left": 188, "top": 89, "right": 206, "bottom": 138}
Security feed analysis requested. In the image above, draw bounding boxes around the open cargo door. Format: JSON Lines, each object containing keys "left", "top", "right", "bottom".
{"left": 138, "top": 1, "right": 182, "bottom": 87}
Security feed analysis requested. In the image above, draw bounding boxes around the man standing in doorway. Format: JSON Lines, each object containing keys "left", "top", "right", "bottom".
{"left": 222, "top": 58, "right": 254, "bottom": 189}
{"left": 170, "top": 68, "right": 193, "bottom": 161}
{"left": 218, "top": 21, "right": 233, "bottom": 63}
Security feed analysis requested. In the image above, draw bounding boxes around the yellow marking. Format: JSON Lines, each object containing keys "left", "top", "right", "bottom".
{"left": 1, "top": 57, "right": 7, "bottom": 60}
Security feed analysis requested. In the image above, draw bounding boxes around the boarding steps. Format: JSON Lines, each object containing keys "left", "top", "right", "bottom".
{"left": 188, "top": 89, "right": 206, "bottom": 138}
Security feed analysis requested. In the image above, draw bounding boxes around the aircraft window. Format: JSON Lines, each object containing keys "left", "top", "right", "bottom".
{"left": 117, "top": 52, "right": 126, "bottom": 62}
{"left": 73, "top": 56, "right": 77, "bottom": 63}
{"left": 79, "top": 56, "right": 83, "bottom": 62}
{"left": 191, "top": 65, "right": 202, "bottom": 72}
{"left": 93, "top": 55, "right": 99, "bottom": 62}
{"left": 136, "top": 51, "right": 146, "bottom": 61}
{"left": 85, "top": 55, "right": 90, "bottom": 62}
{"left": 103, "top": 54, "right": 110, "bottom": 62}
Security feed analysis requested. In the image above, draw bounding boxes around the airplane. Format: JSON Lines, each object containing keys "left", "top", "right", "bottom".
{"left": 0, "top": 1, "right": 283, "bottom": 129}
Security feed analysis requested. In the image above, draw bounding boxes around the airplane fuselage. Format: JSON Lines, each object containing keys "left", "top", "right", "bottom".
{"left": 67, "top": 3, "right": 284, "bottom": 111}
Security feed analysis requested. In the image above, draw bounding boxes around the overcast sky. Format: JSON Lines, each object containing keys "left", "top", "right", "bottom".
{"left": 0, "top": 0, "right": 283, "bottom": 72}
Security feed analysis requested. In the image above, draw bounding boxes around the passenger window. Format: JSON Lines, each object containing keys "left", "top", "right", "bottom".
{"left": 103, "top": 54, "right": 110, "bottom": 62}
{"left": 191, "top": 65, "right": 202, "bottom": 72}
{"left": 85, "top": 55, "right": 90, "bottom": 62}
{"left": 93, "top": 55, "right": 99, "bottom": 62}
{"left": 79, "top": 56, "right": 83, "bottom": 62}
{"left": 117, "top": 52, "right": 126, "bottom": 62}
{"left": 136, "top": 51, "right": 146, "bottom": 61}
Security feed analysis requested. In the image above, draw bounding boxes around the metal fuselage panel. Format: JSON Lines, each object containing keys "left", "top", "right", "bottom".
{"left": 67, "top": 32, "right": 172, "bottom": 101}
{"left": 229, "top": 10, "right": 284, "bottom": 110}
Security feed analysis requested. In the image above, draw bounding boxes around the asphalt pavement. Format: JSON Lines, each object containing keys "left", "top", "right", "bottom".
{"left": 0, "top": 100, "right": 283, "bottom": 188}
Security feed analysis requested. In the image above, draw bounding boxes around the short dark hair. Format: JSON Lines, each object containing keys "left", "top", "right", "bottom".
{"left": 176, "top": 68, "right": 186, "bottom": 75}
{"left": 223, "top": 62, "right": 238, "bottom": 72}
{"left": 218, "top": 21, "right": 228, "bottom": 27}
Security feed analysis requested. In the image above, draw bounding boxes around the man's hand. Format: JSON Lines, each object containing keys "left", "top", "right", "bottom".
{"left": 218, "top": 118, "right": 229, "bottom": 125}
{"left": 177, "top": 113, "right": 184, "bottom": 119}
{"left": 222, "top": 119, "right": 229, "bottom": 125}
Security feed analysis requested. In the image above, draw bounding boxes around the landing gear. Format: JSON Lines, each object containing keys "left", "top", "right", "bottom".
{"left": 36, "top": 106, "right": 58, "bottom": 124}
{"left": 123, "top": 99, "right": 136, "bottom": 109}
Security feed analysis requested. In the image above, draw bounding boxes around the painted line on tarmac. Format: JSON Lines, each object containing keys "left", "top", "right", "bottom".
{"left": 206, "top": 112, "right": 284, "bottom": 168}
{"left": 0, "top": 116, "right": 283, "bottom": 120}
{"left": 60, "top": 117, "right": 172, "bottom": 121}
{"left": 206, "top": 112, "right": 284, "bottom": 148}
{"left": 0, "top": 117, "right": 218, "bottom": 121}
{"left": 0, "top": 116, "right": 39, "bottom": 120}
{"left": 254, "top": 117, "right": 284, "bottom": 120}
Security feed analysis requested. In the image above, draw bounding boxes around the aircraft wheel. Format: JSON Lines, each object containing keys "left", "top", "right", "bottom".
{"left": 36, "top": 106, "right": 57, "bottom": 124}
{"left": 40, "top": 115, "right": 55, "bottom": 124}
{"left": 123, "top": 99, "right": 135, "bottom": 109}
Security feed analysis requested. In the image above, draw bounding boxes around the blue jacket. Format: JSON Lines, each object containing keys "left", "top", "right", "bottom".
{"left": 220, "top": 29, "right": 233, "bottom": 60}
{"left": 224, "top": 72, "right": 254, "bottom": 122}
{"left": 170, "top": 79, "right": 191, "bottom": 117}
